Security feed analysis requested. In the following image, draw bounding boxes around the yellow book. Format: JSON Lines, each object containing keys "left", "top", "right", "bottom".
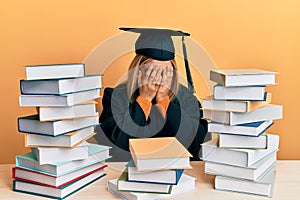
{"left": 129, "top": 137, "right": 192, "bottom": 171}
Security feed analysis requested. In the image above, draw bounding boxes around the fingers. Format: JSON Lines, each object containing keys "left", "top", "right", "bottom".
{"left": 143, "top": 65, "right": 161, "bottom": 85}
{"left": 138, "top": 69, "right": 142, "bottom": 87}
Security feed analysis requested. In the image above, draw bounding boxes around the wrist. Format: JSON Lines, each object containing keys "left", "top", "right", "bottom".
{"left": 156, "top": 94, "right": 168, "bottom": 102}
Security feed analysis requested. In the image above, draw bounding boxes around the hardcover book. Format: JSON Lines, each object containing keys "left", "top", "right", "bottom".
{"left": 24, "top": 126, "right": 95, "bottom": 148}
{"left": 210, "top": 69, "right": 277, "bottom": 86}
{"left": 118, "top": 170, "right": 173, "bottom": 194}
{"left": 203, "top": 104, "right": 282, "bottom": 125}
{"left": 205, "top": 151, "right": 277, "bottom": 181}
{"left": 19, "top": 89, "right": 100, "bottom": 107}
{"left": 13, "top": 162, "right": 107, "bottom": 188}
{"left": 31, "top": 142, "right": 89, "bottom": 165}
{"left": 215, "top": 167, "right": 276, "bottom": 197}
{"left": 201, "top": 93, "right": 271, "bottom": 113}
{"left": 38, "top": 102, "right": 98, "bottom": 121}
{"left": 214, "top": 85, "right": 266, "bottom": 100}
{"left": 25, "top": 63, "right": 85, "bottom": 80}
{"left": 201, "top": 135, "right": 279, "bottom": 167}
{"left": 126, "top": 160, "right": 184, "bottom": 185}
{"left": 219, "top": 134, "right": 269, "bottom": 149}
{"left": 208, "top": 120, "right": 274, "bottom": 137}
{"left": 108, "top": 174, "right": 196, "bottom": 200}
{"left": 20, "top": 75, "right": 102, "bottom": 95}
{"left": 18, "top": 115, "right": 99, "bottom": 136}
{"left": 13, "top": 169, "right": 106, "bottom": 199}
{"left": 129, "top": 137, "right": 192, "bottom": 171}
{"left": 16, "top": 143, "right": 111, "bottom": 176}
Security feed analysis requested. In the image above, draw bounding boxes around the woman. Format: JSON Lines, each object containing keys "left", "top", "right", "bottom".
{"left": 97, "top": 28, "right": 208, "bottom": 160}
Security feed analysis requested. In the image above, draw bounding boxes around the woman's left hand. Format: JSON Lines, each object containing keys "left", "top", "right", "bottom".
{"left": 156, "top": 65, "right": 173, "bottom": 102}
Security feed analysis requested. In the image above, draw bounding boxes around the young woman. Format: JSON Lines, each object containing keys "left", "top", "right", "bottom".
{"left": 96, "top": 28, "right": 208, "bottom": 160}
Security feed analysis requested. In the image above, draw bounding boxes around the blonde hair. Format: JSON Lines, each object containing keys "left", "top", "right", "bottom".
{"left": 127, "top": 54, "right": 179, "bottom": 103}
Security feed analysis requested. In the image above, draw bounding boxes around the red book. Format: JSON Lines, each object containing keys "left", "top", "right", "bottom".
{"left": 13, "top": 162, "right": 107, "bottom": 188}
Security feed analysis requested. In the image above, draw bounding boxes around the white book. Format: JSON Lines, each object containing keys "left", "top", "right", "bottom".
{"left": 118, "top": 170, "right": 172, "bottom": 194}
{"left": 39, "top": 102, "right": 97, "bottom": 121}
{"left": 25, "top": 63, "right": 85, "bottom": 80}
{"left": 108, "top": 174, "right": 196, "bottom": 200}
{"left": 205, "top": 151, "right": 277, "bottom": 181}
{"left": 16, "top": 143, "right": 111, "bottom": 176}
{"left": 214, "top": 85, "right": 266, "bottom": 100}
{"left": 208, "top": 120, "right": 273, "bottom": 136}
{"left": 13, "top": 169, "right": 105, "bottom": 199}
{"left": 210, "top": 69, "right": 277, "bottom": 86}
{"left": 219, "top": 134, "right": 268, "bottom": 149}
{"left": 201, "top": 135, "right": 279, "bottom": 167}
{"left": 204, "top": 104, "right": 282, "bottom": 125}
{"left": 19, "top": 89, "right": 100, "bottom": 107}
{"left": 202, "top": 93, "right": 271, "bottom": 113}
{"left": 13, "top": 162, "right": 106, "bottom": 188}
{"left": 31, "top": 142, "right": 89, "bottom": 165}
{"left": 215, "top": 167, "right": 276, "bottom": 197}
{"left": 20, "top": 75, "right": 102, "bottom": 95}
{"left": 18, "top": 115, "right": 98, "bottom": 136}
{"left": 25, "top": 126, "right": 95, "bottom": 148}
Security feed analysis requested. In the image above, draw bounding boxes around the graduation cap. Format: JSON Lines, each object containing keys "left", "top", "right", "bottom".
{"left": 119, "top": 27, "right": 195, "bottom": 93}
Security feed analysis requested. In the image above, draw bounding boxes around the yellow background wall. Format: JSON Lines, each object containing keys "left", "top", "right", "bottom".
{"left": 0, "top": 0, "right": 299, "bottom": 164}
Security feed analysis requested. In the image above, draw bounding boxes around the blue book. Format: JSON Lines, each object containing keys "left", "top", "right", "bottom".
{"left": 126, "top": 160, "right": 184, "bottom": 185}
{"left": 208, "top": 120, "right": 274, "bottom": 137}
{"left": 18, "top": 115, "right": 99, "bottom": 136}
{"left": 16, "top": 143, "right": 111, "bottom": 176}
{"left": 13, "top": 169, "right": 106, "bottom": 199}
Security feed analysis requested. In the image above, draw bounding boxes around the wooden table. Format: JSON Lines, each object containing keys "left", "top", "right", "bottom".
{"left": 0, "top": 161, "right": 299, "bottom": 199}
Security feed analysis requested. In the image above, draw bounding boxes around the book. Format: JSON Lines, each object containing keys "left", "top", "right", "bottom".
{"left": 19, "top": 88, "right": 101, "bottom": 107}
{"left": 129, "top": 137, "right": 192, "bottom": 171}
{"left": 38, "top": 102, "right": 97, "bottom": 121}
{"left": 13, "top": 169, "right": 105, "bottom": 199}
{"left": 208, "top": 120, "right": 274, "bottom": 137}
{"left": 24, "top": 126, "right": 95, "bottom": 148}
{"left": 108, "top": 174, "right": 196, "bottom": 200}
{"left": 214, "top": 85, "right": 266, "bottom": 100}
{"left": 18, "top": 115, "right": 99, "bottom": 136}
{"left": 31, "top": 142, "right": 89, "bottom": 165}
{"left": 201, "top": 135, "right": 279, "bottom": 167}
{"left": 118, "top": 170, "right": 172, "bottom": 194}
{"left": 13, "top": 162, "right": 107, "bottom": 188}
{"left": 20, "top": 75, "right": 102, "bottom": 95}
{"left": 205, "top": 151, "right": 277, "bottom": 181}
{"left": 201, "top": 93, "right": 271, "bottom": 113}
{"left": 203, "top": 104, "right": 282, "bottom": 125}
{"left": 127, "top": 160, "right": 184, "bottom": 185}
{"left": 16, "top": 143, "right": 111, "bottom": 176}
{"left": 25, "top": 63, "right": 85, "bottom": 80}
{"left": 215, "top": 167, "right": 276, "bottom": 197}
{"left": 219, "top": 134, "right": 269, "bottom": 149}
{"left": 210, "top": 69, "right": 277, "bottom": 87}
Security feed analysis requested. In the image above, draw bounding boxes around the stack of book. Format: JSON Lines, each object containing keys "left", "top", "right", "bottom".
{"left": 108, "top": 137, "right": 196, "bottom": 200}
{"left": 201, "top": 69, "right": 283, "bottom": 197}
{"left": 13, "top": 63, "right": 111, "bottom": 199}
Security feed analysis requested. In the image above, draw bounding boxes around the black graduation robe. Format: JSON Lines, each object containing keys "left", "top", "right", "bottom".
{"left": 96, "top": 83, "right": 208, "bottom": 161}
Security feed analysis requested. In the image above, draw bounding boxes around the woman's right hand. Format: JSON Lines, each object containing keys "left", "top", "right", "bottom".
{"left": 138, "top": 64, "right": 162, "bottom": 102}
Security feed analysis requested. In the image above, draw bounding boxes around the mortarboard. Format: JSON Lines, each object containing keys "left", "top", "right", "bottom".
{"left": 119, "top": 27, "right": 195, "bottom": 93}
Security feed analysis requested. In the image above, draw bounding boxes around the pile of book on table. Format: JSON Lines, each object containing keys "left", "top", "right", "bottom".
{"left": 201, "top": 69, "right": 283, "bottom": 197}
{"left": 108, "top": 137, "right": 196, "bottom": 200}
{"left": 13, "top": 63, "right": 111, "bottom": 199}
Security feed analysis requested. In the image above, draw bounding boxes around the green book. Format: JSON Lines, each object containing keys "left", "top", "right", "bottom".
{"left": 117, "top": 170, "right": 173, "bottom": 194}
